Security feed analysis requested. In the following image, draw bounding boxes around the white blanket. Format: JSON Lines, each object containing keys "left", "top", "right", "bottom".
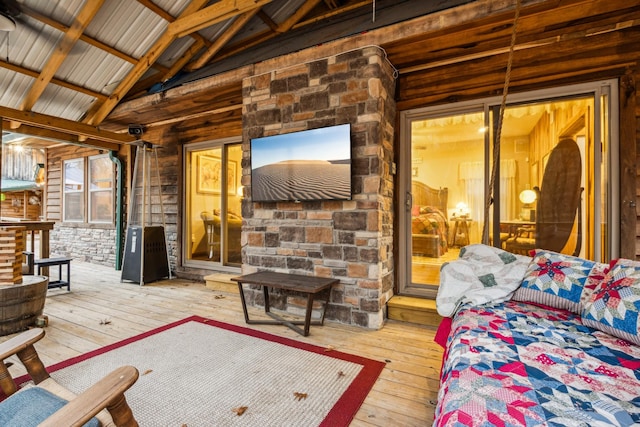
{"left": 436, "top": 244, "right": 531, "bottom": 317}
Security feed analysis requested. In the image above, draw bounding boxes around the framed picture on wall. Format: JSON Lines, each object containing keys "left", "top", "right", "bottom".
{"left": 197, "top": 155, "right": 221, "bottom": 193}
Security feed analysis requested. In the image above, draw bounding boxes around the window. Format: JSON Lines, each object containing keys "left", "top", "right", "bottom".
{"left": 63, "top": 155, "right": 114, "bottom": 223}
{"left": 63, "top": 158, "right": 84, "bottom": 222}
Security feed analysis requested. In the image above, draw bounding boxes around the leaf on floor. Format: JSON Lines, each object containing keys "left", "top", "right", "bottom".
{"left": 324, "top": 345, "right": 335, "bottom": 352}
{"left": 99, "top": 319, "right": 111, "bottom": 325}
{"left": 142, "top": 369, "right": 153, "bottom": 376}
{"left": 293, "top": 392, "right": 308, "bottom": 401}
{"left": 232, "top": 406, "right": 248, "bottom": 416}
{"left": 337, "top": 370, "right": 345, "bottom": 378}
{"left": 214, "top": 294, "right": 225, "bottom": 299}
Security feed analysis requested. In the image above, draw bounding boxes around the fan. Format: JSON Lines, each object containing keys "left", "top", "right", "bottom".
{"left": 0, "top": 0, "right": 20, "bottom": 31}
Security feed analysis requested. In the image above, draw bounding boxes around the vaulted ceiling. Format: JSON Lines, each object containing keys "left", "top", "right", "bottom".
{"left": 1, "top": 0, "right": 639, "bottom": 151}
{"left": 0, "top": 0, "right": 472, "bottom": 150}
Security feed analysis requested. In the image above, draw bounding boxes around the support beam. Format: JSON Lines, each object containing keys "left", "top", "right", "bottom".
{"left": 20, "top": 0, "right": 106, "bottom": 112}
{"left": 0, "top": 106, "right": 136, "bottom": 145}
{"left": 2, "top": 122, "right": 122, "bottom": 151}
{"left": 168, "top": 0, "right": 273, "bottom": 38}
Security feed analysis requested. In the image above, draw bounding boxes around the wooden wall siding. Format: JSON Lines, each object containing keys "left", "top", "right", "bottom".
{"left": 1, "top": 147, "right": 44, "bottom": 181}
{"left": 0, "top": 191, "right": 41, "bottom": 220}
{"left": 239, "top": 47, "right": 397, "bottom": 329}
{"left": 393, "top": 0, "right": 640, "bottom": 111}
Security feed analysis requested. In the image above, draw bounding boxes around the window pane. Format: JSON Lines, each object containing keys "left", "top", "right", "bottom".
{"left": 90, "top": 156, "right": 112, "bottom": 188}
{"left": 90, "top": 191, "right": 113, "bottom": 222}
{"left": 64, "top": 159, "right": 84, "bottom": 221}
{"left": 64, "top": 192, "right": 84, "bottom": 221}
{"left": 64, "top": 159, "right": 83, "bottom": 192}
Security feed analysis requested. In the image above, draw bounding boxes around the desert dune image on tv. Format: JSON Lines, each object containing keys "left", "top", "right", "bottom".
{"left": 251, "top": 124, "right": 351, "bottom": 202}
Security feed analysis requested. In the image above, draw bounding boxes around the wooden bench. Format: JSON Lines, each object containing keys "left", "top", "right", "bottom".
{"left": 231, "top": 271, "right": 338, "bottom": 336}
{"left": 33, "top": 257, "right": 72, "bottom": 291}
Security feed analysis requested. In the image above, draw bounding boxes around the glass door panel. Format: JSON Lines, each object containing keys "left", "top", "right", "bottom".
{"left": 498, "top": 97, "right": 595, "bottom": 260}
{"left": 409, "top": 111, "right": 485, "bottom": 290}
{"left": 184, "top": 142, "right": 242, "bottom": 267}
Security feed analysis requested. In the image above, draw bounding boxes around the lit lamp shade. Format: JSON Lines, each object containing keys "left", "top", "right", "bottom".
{"left": 519, "top": 189, "right": 537, "bottom": 222}
{"left": 519, "top": 189, "right": 537, "bottom": 205}
{"left": 455, "top": 202, "right": 469, "bottom": 217}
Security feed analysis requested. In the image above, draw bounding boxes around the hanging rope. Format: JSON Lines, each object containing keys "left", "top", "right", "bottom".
{"left": 481, "top": 0, "right": 522, "bottom": 243}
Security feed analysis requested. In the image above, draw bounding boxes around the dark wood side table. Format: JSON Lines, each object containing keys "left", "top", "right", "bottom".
{"left": 231, "top": 271, "right": 338, "bottom": 336}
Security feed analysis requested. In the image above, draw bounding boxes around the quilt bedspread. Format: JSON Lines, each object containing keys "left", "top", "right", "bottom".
{"left": 435, "top": 300, "right": 640, "bottom": 427}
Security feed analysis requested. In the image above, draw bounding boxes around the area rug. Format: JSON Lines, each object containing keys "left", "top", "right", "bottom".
{"left": 36, "top": 316, "right": 385, "bottom": 426}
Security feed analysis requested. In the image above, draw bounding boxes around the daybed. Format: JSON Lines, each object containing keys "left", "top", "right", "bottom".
{"left": 411, "top": 181, "right": 449, "bottom": 257}
{"left": 434, "top": 244, "right": 640, "bottom": 426}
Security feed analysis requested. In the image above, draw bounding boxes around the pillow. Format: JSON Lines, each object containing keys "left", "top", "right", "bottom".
{"left": 513, "top": 249, "right": 596, "bottom": 313}
{"left": 582, "top": 258, "right": 640, "bottom": 346}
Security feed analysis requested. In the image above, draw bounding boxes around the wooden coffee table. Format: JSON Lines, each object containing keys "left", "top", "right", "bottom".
{"left": 231, "top": 271, "right": 338, "bottom": 336}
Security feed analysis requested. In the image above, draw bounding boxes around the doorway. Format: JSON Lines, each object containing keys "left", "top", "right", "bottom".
{"left": 183, "top": 139, "right": 243, "bottom": 269}
{"left": 398, "top": 80, "right": 618, "bottom": 298}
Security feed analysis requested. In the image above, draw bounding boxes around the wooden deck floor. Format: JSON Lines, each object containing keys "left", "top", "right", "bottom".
{"left": 1, "top": 262, "right": 443, "bottom": 426}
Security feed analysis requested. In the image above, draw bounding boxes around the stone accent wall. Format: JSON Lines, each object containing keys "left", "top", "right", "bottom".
{"left": 241, "top": 47, "right": 397, "bottom": 329}
{"left": 51, "top": 226, "right": 118, "bottom": 267}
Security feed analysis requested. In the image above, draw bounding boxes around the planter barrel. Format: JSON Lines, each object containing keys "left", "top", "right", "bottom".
{"left": 0, "top": 275, "right": 48, "bottom": 336}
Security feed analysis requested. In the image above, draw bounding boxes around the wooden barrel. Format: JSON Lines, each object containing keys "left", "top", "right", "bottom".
{"left": 0, "top": 275, "right": 48, "bottom": 336}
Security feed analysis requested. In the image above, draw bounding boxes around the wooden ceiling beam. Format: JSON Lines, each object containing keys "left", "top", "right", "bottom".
{"left": 83, "top": 0, "right": 210, "bottom": 126}
{"left": 167, "top": 0, "right": 273, "bottom": 38}
{"left": 0, "top": 106, "right": 136, "bottom": 145}
{"left": 276, "top": 0, "right": 323, "bottom": 33}
{"left": 19, "top": 0, "right": 106, "bottom": 112}
{"left": 208, "top": 0, "right": 370, "bottom": 64}
{"left": 2, "top": 121, "right": 121, "bottom": 151}
{"left": 187, "top": 9, "right": 259, "bottom": 71}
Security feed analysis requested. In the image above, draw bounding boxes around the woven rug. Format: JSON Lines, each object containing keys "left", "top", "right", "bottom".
{"left": 38, "top": 316, "right": 385, "bottom": 426}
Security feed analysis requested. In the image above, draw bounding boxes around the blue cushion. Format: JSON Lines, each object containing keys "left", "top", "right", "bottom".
{"left": 0, "top": 387, "right": 100, "bottom": 427}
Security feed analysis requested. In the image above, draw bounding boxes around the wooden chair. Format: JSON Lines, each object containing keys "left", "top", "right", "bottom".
{"left": 0, "top": 328, "right": 139, "bottom": 427}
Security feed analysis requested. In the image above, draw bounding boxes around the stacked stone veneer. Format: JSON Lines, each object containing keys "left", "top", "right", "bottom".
{"left": 241, "top": 47, "right": 397, "bottom": 329}
{"left": 51, "top": 226, "right": 118, "bottom": 266}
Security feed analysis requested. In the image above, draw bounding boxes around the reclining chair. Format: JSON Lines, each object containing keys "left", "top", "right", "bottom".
{"left": 0, "top": 328, "right": 139, "bottom": 427}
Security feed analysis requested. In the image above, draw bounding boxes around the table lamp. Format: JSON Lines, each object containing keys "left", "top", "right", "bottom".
{"left": 519, "top": 189, "right": 537, "bottom": 221}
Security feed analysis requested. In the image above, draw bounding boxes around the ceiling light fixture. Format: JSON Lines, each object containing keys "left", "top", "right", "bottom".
{"left": 0, "top": 13, "right": 16, "bottom": 32}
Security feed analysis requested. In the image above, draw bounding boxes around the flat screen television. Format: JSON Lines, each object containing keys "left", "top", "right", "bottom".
{"left": 250, "top": 124, "right": 352, "bottom": 202}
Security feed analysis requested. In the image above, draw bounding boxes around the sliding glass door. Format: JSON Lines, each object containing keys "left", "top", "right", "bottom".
{"left": 398, "top": 80, "right": 618, "bottom": 297}
{"left": 183, "top": 139, "right": 243, "bottom": 268}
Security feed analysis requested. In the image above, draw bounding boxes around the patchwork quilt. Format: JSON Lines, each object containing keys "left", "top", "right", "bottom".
{"left": 435, "top": 300, "right": 640, "bottom": 426}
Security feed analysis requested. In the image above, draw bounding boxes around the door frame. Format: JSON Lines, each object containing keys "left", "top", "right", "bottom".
{"left": 397, "top": 79, "right": 620, "bottom": 297}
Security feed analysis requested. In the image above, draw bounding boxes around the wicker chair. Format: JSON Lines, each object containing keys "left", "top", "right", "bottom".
{"left": 505, "top": 138, "right": 583, "bottom": 256}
